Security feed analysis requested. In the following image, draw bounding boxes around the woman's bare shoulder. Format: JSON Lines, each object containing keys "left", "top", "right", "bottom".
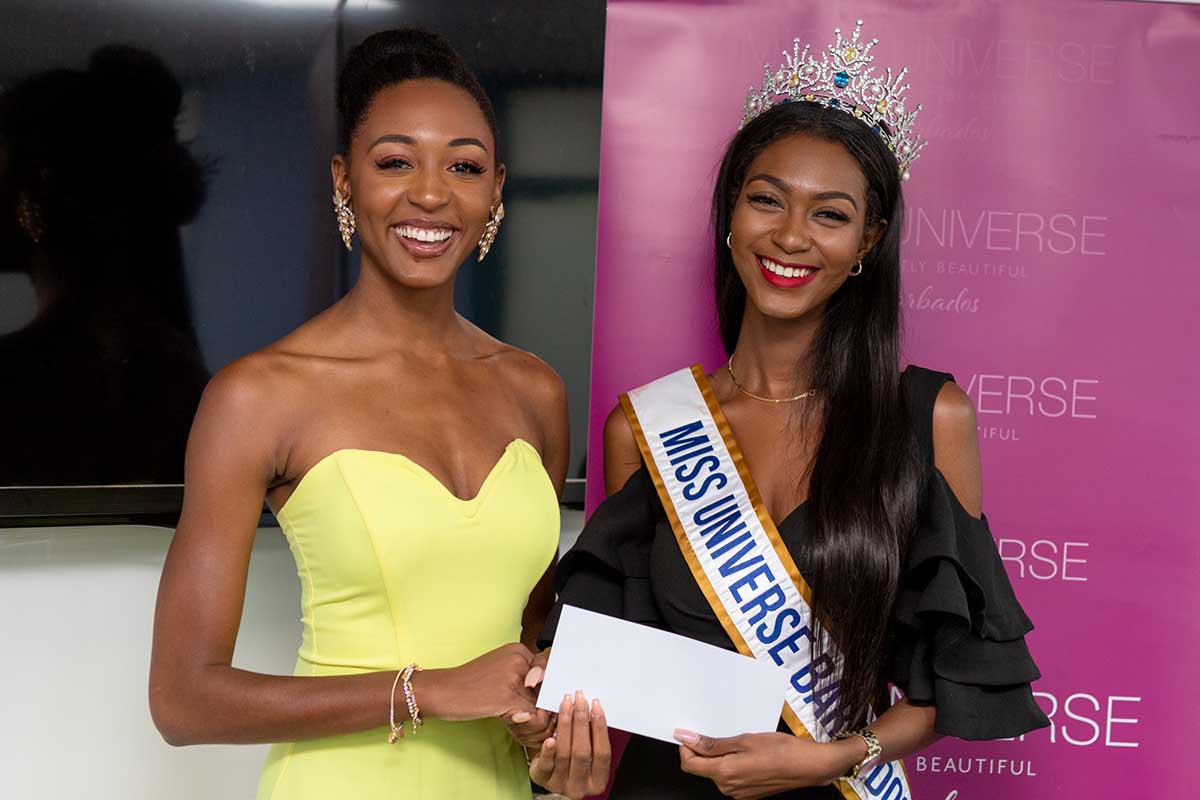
{"left": 484, "top": 337, "right": 567, "bottom": 412}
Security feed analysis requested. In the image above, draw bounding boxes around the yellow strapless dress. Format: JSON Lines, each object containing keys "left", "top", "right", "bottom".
{"left": 256, "top": 439, "right": 559, "bottom": 800}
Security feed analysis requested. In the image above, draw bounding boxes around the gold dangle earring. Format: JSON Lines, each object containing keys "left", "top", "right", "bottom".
{"left": 850, "top": 258, "right": 864, "bottom": 276}
{"left": 17, "top": 194, "right": 44, "bottom": 245}
{"left": 332, "top": 189, "right": 355, "bottom": 252}
{"left": 477, "top": 202, "right": 505, "bottom": 262}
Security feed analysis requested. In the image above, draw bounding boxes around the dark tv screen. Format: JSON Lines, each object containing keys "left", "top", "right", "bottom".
{"left": 0, "top": 0, "right": 603, "bottom": 522}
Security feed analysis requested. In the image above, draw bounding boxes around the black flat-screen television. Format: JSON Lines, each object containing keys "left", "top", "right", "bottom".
{"left": 0, "top": 0, "right": 603, "bottom": 525}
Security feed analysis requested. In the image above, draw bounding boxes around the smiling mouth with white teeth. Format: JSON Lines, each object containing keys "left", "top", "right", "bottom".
{"left": 757, "top": 255, "right": 820, "bottom": 286}
{"left": 391, "top": 221, "right": 459, "bottom": 257}
{"left": 759, "top": 256, "right": 815, "bottom": 278}
{"left": 396, "top": 225, "right": 454, "bottom": 243}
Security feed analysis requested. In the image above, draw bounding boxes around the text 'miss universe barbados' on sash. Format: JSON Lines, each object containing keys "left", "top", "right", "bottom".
{"left": 621, "top": 365, "right": 914, "bottom": 800}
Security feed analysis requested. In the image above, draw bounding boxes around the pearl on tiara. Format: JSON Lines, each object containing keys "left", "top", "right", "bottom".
{"left": 741, "top": 20, "right": 928, "bottom": 180}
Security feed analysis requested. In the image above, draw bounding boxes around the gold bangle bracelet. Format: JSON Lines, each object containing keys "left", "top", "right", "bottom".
{"left": 387, "top": 668, "right": 405, "bottom": 743}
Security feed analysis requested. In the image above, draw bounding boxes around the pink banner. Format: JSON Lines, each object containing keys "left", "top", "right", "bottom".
{"left": 586, "top": 0, "right": 1200, "bottom": 796}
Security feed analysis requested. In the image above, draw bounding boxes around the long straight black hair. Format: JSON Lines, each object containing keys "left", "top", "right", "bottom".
{"left": 711, "top": 101, "right": 924, "bottom": 729}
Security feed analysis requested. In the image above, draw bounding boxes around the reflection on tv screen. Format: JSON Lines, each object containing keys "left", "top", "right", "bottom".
{"left": 0, "top": 46, "right": 209, "bottom": 484}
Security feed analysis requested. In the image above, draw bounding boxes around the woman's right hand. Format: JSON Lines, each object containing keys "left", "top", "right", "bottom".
{"left": 529, "top": 691, "right": 611, "bottom": 799}
{"left": 417, "top": 642, "right": 536, "bottom": 722}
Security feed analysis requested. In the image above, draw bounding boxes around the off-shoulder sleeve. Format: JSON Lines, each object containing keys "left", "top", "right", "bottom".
{"left": 538, "top": 466, "right": 664, "bottom": 649}
{"left": 889, "top": 470, "right": 1051, "bottom": 740}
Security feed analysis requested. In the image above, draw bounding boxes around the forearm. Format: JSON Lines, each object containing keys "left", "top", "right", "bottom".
{"left": 521, "top": 557, "right": 557, "bottom": 651}
{"left": 151, "top": 664, "right": 452, "bottom": 746}
{"left": 825, "top": 699, "right": 941, "bottom": 779}
{"left": 869, "top": 698, "right": 941, "bottom": 761}
{"left": 521, "top": 600, "right": 552, "bottom": 652}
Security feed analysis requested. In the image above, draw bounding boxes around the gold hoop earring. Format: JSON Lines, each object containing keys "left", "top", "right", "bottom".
{"left": 726, "top": 232, "right": 733, "bottom": 250}
{"left": 477, "top": 202, "right": 505, "bottom": 262}
{"left": 333, "top": 189, "right": 355, "bottom": 252}
{"left": 850, "top": 259, "right": 863, "bottom": 276}
{"left": 17, "top": 194, "right": 44, "bottom": 245}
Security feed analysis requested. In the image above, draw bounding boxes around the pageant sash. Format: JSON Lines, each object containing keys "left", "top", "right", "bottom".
{"left": 621, "top": 365, "right": 914, "bottom": 800}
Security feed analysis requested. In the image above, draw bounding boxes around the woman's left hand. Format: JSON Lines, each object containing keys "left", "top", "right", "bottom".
{"left": 675, "top": 730, "right": 851, "bottom": 800}
{"left": 505, "top": 649, "right": 557, "bottom": 748}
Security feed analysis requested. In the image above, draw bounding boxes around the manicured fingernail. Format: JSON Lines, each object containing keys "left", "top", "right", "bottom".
{"left": 592, "top": 699, "right": 603, "bottom": 716}
{"left": 544, "top": 737, "right": 556, "bottom": 749}
{"left": 674, "top": 729, "right": 699, "bottom": 744}
{"left": 524, "top": 667, "right": 545, "bottom": 688}
{"left": 574, "top": 690, "right": 587, "bottom": 710}
{"left": 510, "top": 711, "right": 532, "bottom": 723}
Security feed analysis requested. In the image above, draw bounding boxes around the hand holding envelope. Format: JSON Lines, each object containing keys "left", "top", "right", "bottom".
{"left": 673, "top": 728, "right": 856, "bottom": 799}
{"left": 513, "top": 607, "right": 851, "bottom": 798}
{"left": 525, "top": 689, "right": 612, "bottom": 798}
{"left": 505, "top": 633, "right": 611, "bottom": 798}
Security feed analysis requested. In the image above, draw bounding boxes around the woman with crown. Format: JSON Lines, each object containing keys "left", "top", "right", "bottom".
{"left": 515, "top": 20, "right": 1049, "bottom": 800}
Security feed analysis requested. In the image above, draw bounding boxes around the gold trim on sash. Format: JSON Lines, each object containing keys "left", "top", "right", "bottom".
{"left": 621, "top": 367, "right": 864, "bottom": 800}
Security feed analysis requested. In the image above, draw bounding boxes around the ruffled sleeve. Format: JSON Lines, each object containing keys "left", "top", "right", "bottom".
{"left": 538, "top": 466, "right": 664, "bottom": 649}
{"left": 889, "top": 470, "right": 1051, "bottom": 740}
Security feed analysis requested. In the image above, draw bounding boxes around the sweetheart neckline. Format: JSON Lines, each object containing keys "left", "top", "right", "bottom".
{"left": 275, "top": 438, "right": 540, "bottom": 518}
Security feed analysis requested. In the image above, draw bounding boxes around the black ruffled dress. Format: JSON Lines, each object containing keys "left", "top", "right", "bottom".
{"left": 540, "top": 367, "right": 1049, "bottom": 799}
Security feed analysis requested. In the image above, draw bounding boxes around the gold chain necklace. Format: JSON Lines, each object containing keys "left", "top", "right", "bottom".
{"left": 726, "top": 354, "right": 816, "bottom": 404}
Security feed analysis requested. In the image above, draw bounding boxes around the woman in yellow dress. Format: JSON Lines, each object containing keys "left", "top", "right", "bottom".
{"left": 150, "top": 29, "right": 566, "bottom": 800}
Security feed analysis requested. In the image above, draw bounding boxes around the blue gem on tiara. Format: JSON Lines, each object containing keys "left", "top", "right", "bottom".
{"left": 739, "top": 19, "right": 928, "bottom": 179}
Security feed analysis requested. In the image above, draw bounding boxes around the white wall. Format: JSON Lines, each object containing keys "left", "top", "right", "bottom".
{"left": 0, "top": 511, "right": 584, "bottom": 799}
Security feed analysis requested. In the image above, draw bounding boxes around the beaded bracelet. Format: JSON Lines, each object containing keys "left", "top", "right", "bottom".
{"left": 387, "top": 662, "right": 423, "bottom": 743}
{"left": 402, "top": 663, "right": 423, "bottom": 734}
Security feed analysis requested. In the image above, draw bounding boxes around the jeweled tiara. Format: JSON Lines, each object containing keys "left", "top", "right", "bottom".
{"left": 741, "top": 20, "right": 927, "bottom": 180}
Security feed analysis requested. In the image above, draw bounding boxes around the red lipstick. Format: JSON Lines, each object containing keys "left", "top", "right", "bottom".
{"left": 757, "top": 255, "right": 820, "bottom": 288}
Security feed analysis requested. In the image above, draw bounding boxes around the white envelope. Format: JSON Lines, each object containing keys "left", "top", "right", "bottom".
{"left": 536, "top": 605, "right": 789, "bottom": 744}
